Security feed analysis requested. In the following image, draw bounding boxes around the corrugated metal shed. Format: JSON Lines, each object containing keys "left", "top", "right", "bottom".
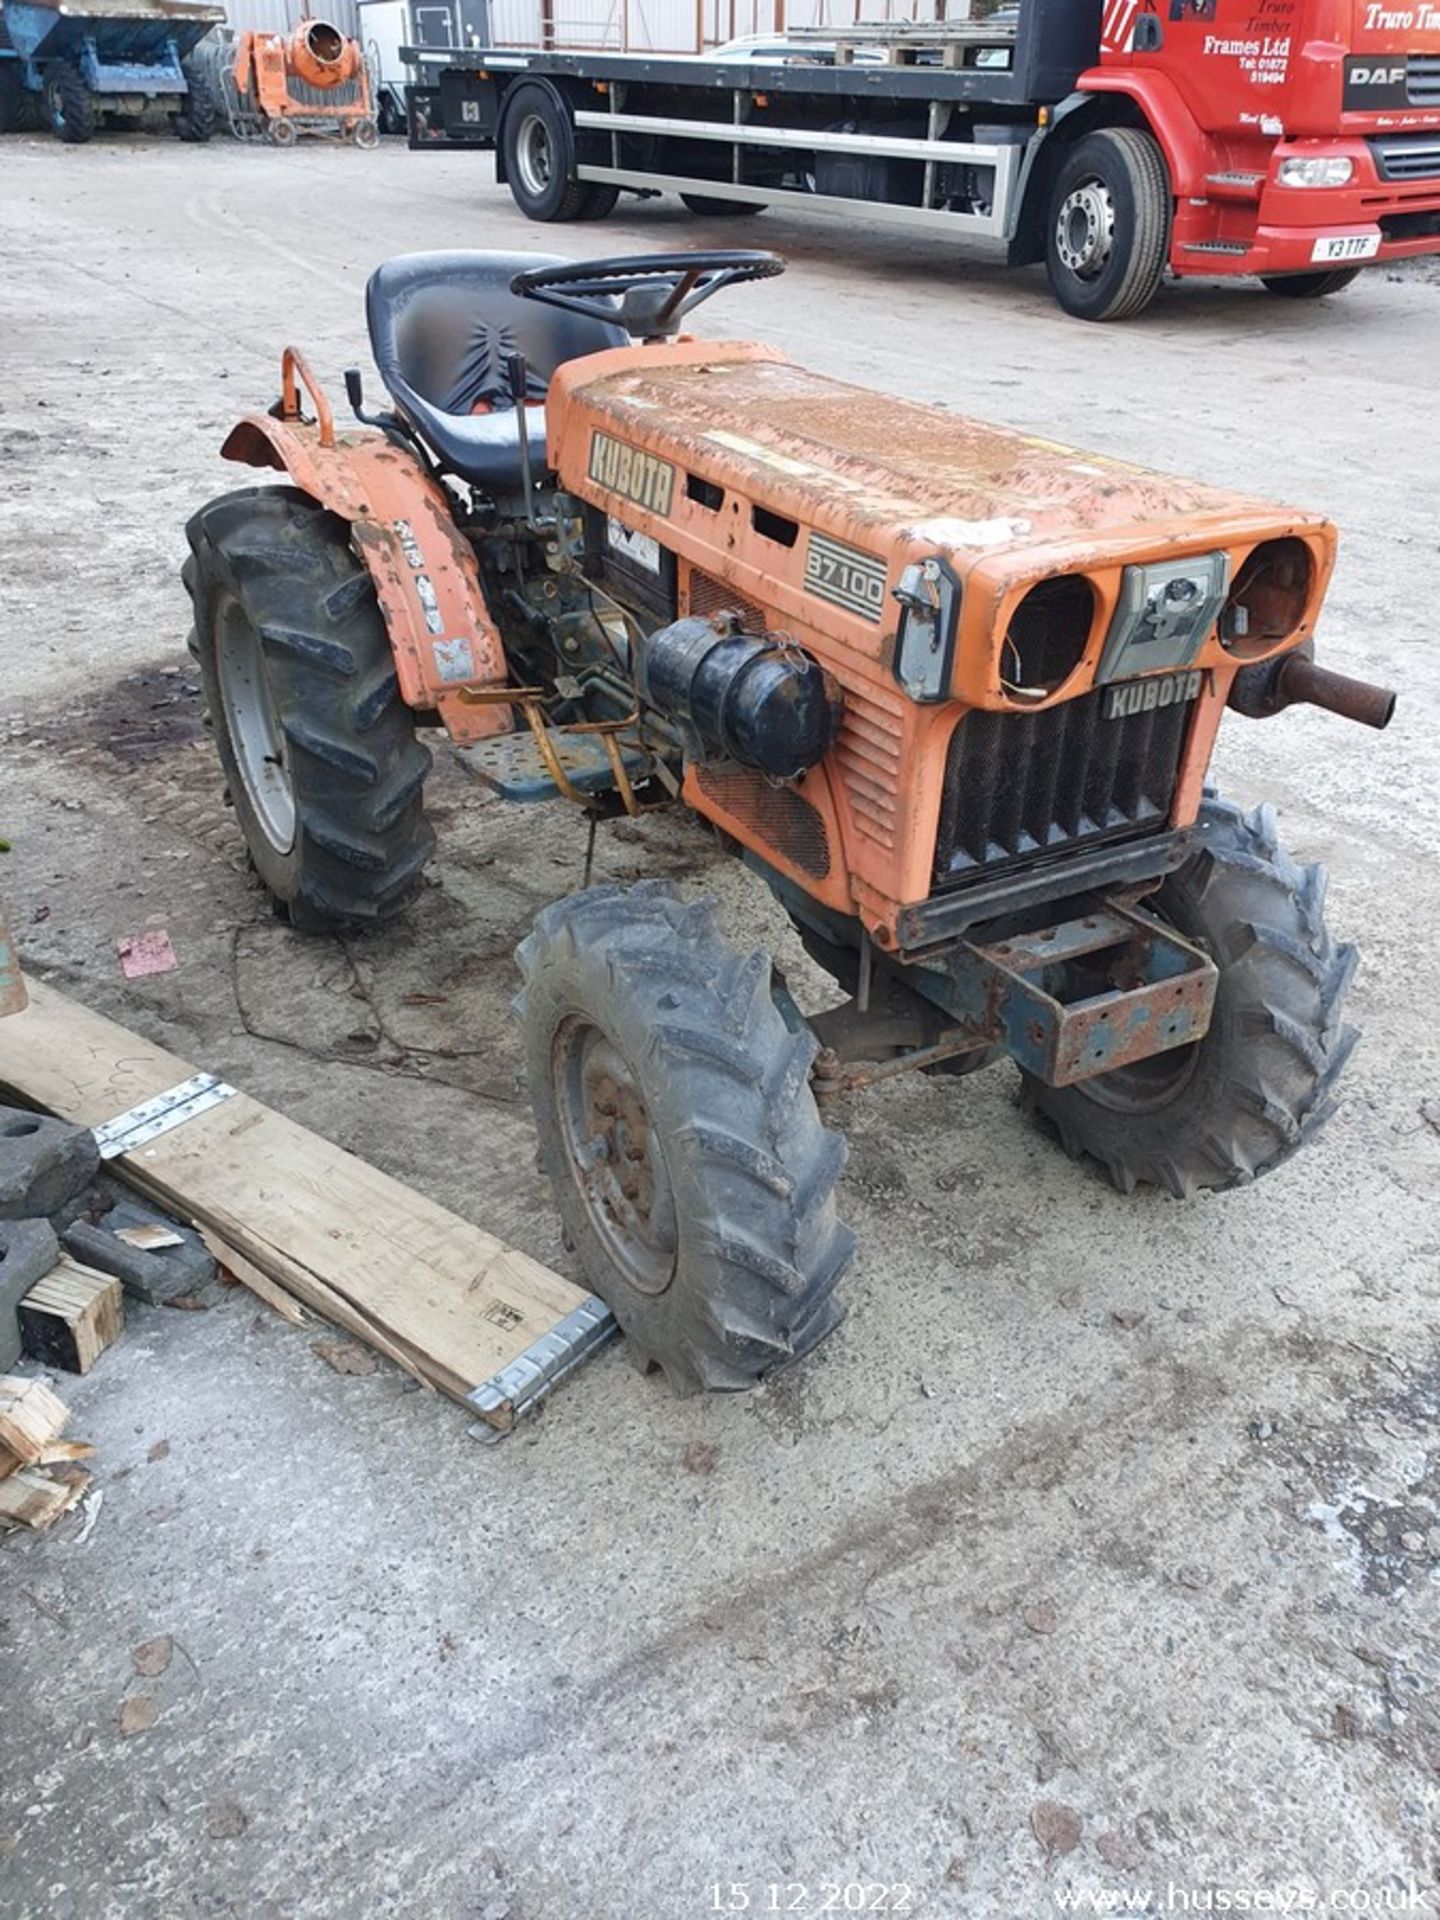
{"left": 219, "top": 0, "right": 361, "bottom": 40}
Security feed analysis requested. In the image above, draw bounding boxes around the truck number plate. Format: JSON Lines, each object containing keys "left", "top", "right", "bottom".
{"left": 1102, "top": 669, "right": 1203, "bottom": 721}
{"left": 1311, "top": 234, "right": 1380, "bottom": 264}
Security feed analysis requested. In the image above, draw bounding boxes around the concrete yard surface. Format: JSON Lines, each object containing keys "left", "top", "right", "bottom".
{"left": 1, "top": 135, "right": 1438, "bottom": 1920}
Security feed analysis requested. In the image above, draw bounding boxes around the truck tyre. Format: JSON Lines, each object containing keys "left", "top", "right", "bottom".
{"left": 1259, "top": 268, "right": 1362, "bottom": 300}
{"left": 46, "top": 61, "right": 94, "bottom": 144}
{"left": 1045, "top": 126, "right": 1171, "bottom": 322}
{"left": 680, "top": 193, "right": 767, "bottom": 217}
{"left": 172, "top": 66, "right": 216, "bottom": 142}
{"left": 518, "top": 882, "right": 855, "bottom": 1396}
{"left": 183, "top": 486, "right": 435, "bottom": 934}
{"left": 501, "top": 80, "right": 595, "bottom": 222}
{"left": 1021, "top": 795, "right": 1357, "bottom": 1197}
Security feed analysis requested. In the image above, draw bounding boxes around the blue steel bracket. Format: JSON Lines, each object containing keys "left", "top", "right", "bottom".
{"left": 949, "top": 901, "right": 1218, "bottom": 1088}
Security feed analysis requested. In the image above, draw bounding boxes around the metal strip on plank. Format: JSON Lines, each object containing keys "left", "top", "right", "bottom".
{"left": 466, "top": 1295, "right": 617, "bottom": 1438}
{"left": 93, "top": 1072, "right": 239, "bottom": 1161}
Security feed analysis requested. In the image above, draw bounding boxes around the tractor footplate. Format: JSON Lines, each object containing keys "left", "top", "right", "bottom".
{"left": 456, "top": 727, "right": 651, "bottom": 804}
{"left": 949, "top": 902, "right": 1218, "bottom": 1088}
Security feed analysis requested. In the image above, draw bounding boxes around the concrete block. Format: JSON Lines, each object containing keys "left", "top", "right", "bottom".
{"left": 62, "top": 1203, "right": 217, "bottom": 1307}
{"left": 0, "top": 1217, "right": 61, "bottom": 1372}
{"left": 0, "top": 1105, "right": 101, "bottom": 1223}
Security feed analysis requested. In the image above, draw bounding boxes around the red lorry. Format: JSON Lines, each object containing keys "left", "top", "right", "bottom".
{"left": 404, "top": 0, "right": 1440, "bottom": 319}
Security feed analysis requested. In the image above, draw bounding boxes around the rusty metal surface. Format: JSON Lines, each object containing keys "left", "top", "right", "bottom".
{"left": 550, "top": 340, "right": 1333, "bottom": 577}
{"left": 1275, "top": 656, "right": 1397, "bottom": 731}
{"left": 945, "top": 901, "right": 1218, "bottom": 1088}
{"left": 221, "top": 403, "right": 510, "bottom": 745}
{"left": 31, "top": 0, "right": 222, "bottom": 17}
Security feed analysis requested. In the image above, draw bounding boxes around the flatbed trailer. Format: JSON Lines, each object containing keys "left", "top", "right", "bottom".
{"left": 403, "top": 0, "right": 1440, "bottom": 322}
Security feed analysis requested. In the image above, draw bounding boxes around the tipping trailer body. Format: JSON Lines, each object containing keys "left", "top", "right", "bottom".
{"left": 401, "top": 0, "right": 1440, "bottom": 316}
{"left": 0, "top": 0, "right": 221, "bottom": 135}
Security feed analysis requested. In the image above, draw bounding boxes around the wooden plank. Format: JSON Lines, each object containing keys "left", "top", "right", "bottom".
{"left": 0, "top": 1375, "right": 69, "bottom": 1467}
{"left": 0, "top": 981, "right": 590, "bottom": 1417}
{"left": 0, "top": 899, "right": 26, "bottom": 1019}
{"left": 19, "top": 1258, "right": 125, "bottom": 1375}
{"left": 0, "top": 1465, "right": 88, "bottom": 1530}
{"left": 197, "top": 1226, "right": 307, "bottom": 1328}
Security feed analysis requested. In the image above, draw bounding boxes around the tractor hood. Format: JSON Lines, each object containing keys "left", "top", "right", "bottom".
{"left": 548, "top": 340, "right": 1333, "bottom": 610}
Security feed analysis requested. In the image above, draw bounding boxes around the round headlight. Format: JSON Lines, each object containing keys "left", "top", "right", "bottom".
{"left": 1220, "top": 538, "right": 1315, "bottom": 658}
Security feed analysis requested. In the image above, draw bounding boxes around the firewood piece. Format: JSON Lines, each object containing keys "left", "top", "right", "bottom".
{"left": 0, "top": 1373, "right": 69, "bottom": 1467}
{"left": 0, "top": 1465, "right": 88, "bottom": 1530}
{"left": 18, "top": 1258, "right": 124, "bottom": 1375}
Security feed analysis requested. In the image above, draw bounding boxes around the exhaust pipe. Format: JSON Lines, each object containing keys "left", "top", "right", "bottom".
{"left": 1229, "top": 650, "right": 1396, "bottom": 731}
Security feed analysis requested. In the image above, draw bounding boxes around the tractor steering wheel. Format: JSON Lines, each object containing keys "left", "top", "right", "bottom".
{"left": 511, "top": 252, "right": 786, "bottom": 341}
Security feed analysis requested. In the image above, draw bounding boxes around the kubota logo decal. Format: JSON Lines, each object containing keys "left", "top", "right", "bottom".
{"left": 589, "top": 432, "right": 675, "bottom": 517}
{"left": 804, "top": 532, "right": 887, "bottom": 624}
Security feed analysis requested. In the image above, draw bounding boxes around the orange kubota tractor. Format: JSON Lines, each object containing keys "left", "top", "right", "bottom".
{"left": 184, "top": 250, "right": 1395, "bottom": 1394}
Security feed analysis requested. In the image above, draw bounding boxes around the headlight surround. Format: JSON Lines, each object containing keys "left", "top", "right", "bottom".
{"left": 1097, "top": 553, "right": 1230, "bottom": 687}
{"left": 892, "top": 556, "right": 962, "bottom": 703}
{"left": 1277, "top": 155, "right": 1355, "bottom": 189}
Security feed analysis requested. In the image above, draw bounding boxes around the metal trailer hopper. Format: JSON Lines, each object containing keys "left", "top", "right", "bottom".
{"left": 0, "top": 0, "right": 223, "bottom": 143}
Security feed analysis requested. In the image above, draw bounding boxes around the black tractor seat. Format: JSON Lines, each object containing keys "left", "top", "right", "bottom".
{"left": 364, "top": 251, "right": 628, "bottom": 492}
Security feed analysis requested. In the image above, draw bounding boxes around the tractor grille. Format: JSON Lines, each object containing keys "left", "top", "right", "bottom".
{"left": 834, "top": 684, "right": 905, "bottom": 853}
{"left": 933, "top": 686, "right": 1189, "bottom": 887}
{"left": 686, "top": 566, "right": 766, "bottom": 634}
{"left": 1409, "top": 54, "right": 1440, "bottom": 107}
{"left": 1369, "top": 131, "right": 1440, "bottom": 181}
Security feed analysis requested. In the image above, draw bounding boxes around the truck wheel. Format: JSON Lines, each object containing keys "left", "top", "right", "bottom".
{"left": 1045, "top": 126, "right": 1171, "bottom": 322}
{"left": 518, "top": 882, "right": 854, "bottom": 1396}
{"left": 501, "top": 80, "right": 594, "bottom": 221}
{"left": 1259, "top": 268, "right": 1362, "bottom": 300}
{"left": 172, "top": 66, "right": 215, "bottom": 142}
{"left": 680, "top": 193, "right": 767, "bottom": 217}
{"left": 184, "top": 486, "right": 435, "bottom": 934}
{"left": 1021, "top": 795, "right": 1357, "bottom": 1197}
{"left": 46, "top": 61, "right": 94, "bottom": 144}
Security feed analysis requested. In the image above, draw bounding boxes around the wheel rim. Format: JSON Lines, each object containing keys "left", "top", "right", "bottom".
{"left": 1072, "top": 1036, "right": 1203, "bottom": 1114}
{"left": 215, "top": 593, "right": 296, "bottom": 855}
{"left": 47, "top": 79, "right": 64, "bottom": 130}
{"left": 552, "top": 1017, "right": 677, "bottom": 1296}
{"left": 1055, "top": 177, "right": 1116, "bottom": 282}
{"left": 514, "top": 111, "right": 554, "bottom": 198}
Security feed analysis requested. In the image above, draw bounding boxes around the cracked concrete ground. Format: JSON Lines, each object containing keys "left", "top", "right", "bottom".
{"left": 1, "top": 134, "right": 1438, "bottom": 1920}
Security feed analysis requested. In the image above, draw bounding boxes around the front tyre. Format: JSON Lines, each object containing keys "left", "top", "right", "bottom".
{"left": 518, "top": 882, "right": 854, "bottom": 1396}
{"left": 1260, "top": 268, "right": 1362, "bottom": 300}
{"left": 1022, "top": 795, "right": 1358, "bottom": 1197}
{"left": 46, "top": 60, "right": 94, "bottom": 143}
{"left": 1045, "top": 126, "right": 1171, "bottom": 322}
{"left": 172, "top": 66, "right": 216, "bottom": 142}
{"left": 500, "top": 80, "right": 594, "bottom": 222}
{"left": 184, "top": 486, "right": 435, "bottom": 933}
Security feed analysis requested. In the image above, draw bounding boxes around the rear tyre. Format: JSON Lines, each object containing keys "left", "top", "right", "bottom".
{"left": 501, "top": 80, "right": 593, "bottom": 222}
{"left": 1259, "top": 268, "right": 1362, "bottom": 300}
{"left": 46, "top": 60, "right": 94, "bottom": 144}
{"left": 172, "top": 66, "right": 215, "bottom": 142}
{"left": 680, "top": 192, "right": 767, "bottom": 217}
{"left": 1021, "top": 794, "right": 1358, "bottom": 1197}
{"left": 576, "top": 182, "right": 620, "bottom": 220}
{"left": 184, "top": 486, "right": 435, "bottom": 934}
{"left": 518, "top": 882, "right": 855, "bottom": 1396}
{"left": 1045, "top": 126, "right": 1171, "bottom": 322}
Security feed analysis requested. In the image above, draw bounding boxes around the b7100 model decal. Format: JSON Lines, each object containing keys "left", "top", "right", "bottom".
{"left": 804, "top": 532, "right": 888, "bottom": 624}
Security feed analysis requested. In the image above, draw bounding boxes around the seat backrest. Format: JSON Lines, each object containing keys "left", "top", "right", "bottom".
{"left": 365, "top": 251, "right": 626, "bottom": 418}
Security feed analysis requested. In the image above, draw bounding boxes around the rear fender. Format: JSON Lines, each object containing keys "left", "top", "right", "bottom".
{"left": 221, "top": 393, "right": 510, "bottom": 745}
